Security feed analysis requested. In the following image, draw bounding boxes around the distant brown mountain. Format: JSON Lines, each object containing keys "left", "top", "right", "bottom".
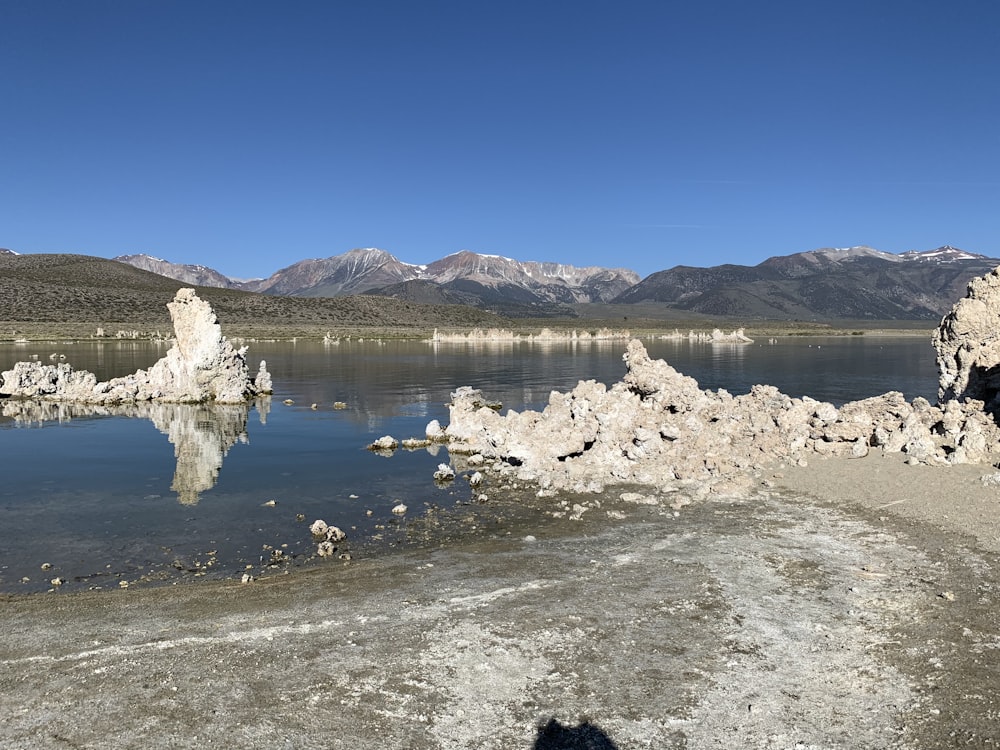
{"left": 114, "top": 253, "right": 239, "bottom": 289}
{"left": 240, "top": 248, "right": 423, "bottom": 296}
{"left": 115, "top": 248, "right": 640, "bottom": 316}
{"left": 22, "top": 243, "right": 1000, "bottom": 322}
{"left": 614, "top": 246, "right": 1000, "bottom": 320}
{"left": 0, "top": 253, "right": 512, "bottom": 332}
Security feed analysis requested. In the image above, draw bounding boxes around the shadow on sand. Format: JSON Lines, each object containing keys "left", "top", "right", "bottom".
{"left": 532, "top": 718, "right": 620, "bottom": 749}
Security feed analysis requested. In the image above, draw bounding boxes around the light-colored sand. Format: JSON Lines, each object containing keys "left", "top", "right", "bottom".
{"left": 775, "top": 451, "right": 1000, "bottom": 553}
{"left": 5, "top": 453, "right": 1000, "bottom": 748}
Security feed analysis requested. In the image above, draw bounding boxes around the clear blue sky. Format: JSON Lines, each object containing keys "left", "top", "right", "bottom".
{"left": 2, "top": 0, "right": 998, "bottom": 279}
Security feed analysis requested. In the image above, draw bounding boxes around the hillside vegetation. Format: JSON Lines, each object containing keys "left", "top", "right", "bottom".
{"left": 0, "top": 254, "right": 512, "bottom": 339}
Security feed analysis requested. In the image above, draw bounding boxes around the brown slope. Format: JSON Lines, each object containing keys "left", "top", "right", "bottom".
{"left": 0, "top": 254, "right": 511, "bottom": 331}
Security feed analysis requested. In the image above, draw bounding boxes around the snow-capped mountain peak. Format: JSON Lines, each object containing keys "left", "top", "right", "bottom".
{"left": 112, "top": 253, "right": 239, "bottom": 288}
{"left": 899, "top": 245, "right": 984, "bottom": 263}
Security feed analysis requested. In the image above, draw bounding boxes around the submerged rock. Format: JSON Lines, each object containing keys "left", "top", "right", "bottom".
{"left": 0, "top": 289, "right": 272, "bottom": 404}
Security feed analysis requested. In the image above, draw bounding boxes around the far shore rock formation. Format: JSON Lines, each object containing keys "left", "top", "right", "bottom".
{"left": 429, "top": 327, "right": 753, "bottom": 344}
{"left": 0, "top": 289, "right": 272, "bottom": 404}
{"left": 442, "top": 268, "right": 1000, "bottom": 497}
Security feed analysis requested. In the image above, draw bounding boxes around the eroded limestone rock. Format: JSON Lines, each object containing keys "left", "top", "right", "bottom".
{"left": 0, "top": 289, "right": 272, "bottom": 404}
{"left": 934, "top": 267, "right": 1000, "bottom": 411}
{"left": 443, "top": 325, "right": 1000, "bottom": 495}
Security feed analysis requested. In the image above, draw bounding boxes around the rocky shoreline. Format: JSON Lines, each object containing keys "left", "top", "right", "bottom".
{"left": 437, "top": 267, "right": 1000, "bottom": 499}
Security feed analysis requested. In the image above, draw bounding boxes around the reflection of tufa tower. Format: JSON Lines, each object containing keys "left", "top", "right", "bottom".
{"left": 146, "top": 402, "right": 257, "bottom": 505}
{"left": 0, "top": 397, "right": 270, "bottom": 505}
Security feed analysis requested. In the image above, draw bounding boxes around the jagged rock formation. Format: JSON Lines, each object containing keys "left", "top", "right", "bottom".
{"left": 429, "top": 327, "right": 633, "bottom": 343}
{"left": 657, "top": 328, "right": 754, "bottom": 344}
{"left": 933, "top": 267, "right": 1000, "bottom": 410}
{"left": 0, "top": 289, "right": 272, "bottom": 404}
{"left": 443, "top": 268, "right": 1000, "bottom": 496}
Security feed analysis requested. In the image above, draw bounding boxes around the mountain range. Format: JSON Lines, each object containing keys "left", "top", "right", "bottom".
{"left": 116, "top": 248, "right": 641, "bottom": 317}
{"left": 110, "top": 245, "right": 1000, "bottom": 321}
{"left": 615, "top": 245, "right": 997, "bottom": 319}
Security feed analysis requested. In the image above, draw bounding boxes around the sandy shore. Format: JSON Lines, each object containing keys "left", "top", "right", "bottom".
{"left": 2, "top": 452, "right": 1000, "bottom": 749}
{"left": 777, "top": 451, "right": 1000, "bottom": 553}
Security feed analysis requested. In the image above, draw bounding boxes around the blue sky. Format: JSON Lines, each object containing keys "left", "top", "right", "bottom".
{"left": 2, "top": 1, "right": 998, "bottom": 279}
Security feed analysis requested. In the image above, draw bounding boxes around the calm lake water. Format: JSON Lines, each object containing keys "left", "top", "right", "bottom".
{"left": 0, "top": 335, "right": 939, "bottom": 593}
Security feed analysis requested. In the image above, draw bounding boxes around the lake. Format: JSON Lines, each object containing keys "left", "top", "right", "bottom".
{"left": 0, "top": 334, "right": 939, "bottom": 593}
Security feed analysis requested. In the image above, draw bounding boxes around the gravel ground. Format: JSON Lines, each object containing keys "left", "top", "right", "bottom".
{"left": 4, "top": 460, "right": 1000, "bottom": 749}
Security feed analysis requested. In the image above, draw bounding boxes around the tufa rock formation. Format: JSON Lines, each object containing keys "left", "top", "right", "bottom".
{"left": 443, "top": 267, "right": 1000, "bottom": 496}
{"left": 0, "top": 289, "right": 272, "bottom": 404}
{"left": 933, "top": 266, "right": 1000, "bottom": 411}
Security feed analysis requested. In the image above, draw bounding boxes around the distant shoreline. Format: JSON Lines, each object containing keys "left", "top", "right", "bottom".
{"left": 0, "top": 320, "right": 935, "bottom": 343}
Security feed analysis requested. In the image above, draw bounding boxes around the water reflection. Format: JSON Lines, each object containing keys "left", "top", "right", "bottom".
{"left": 0, "top": 397, "right": 271, "bottom": 505}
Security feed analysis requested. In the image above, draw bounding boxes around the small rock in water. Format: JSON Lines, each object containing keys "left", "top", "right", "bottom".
{"left": 241, "top": 573, "right": 255, "bottom": 584}
{"left": 425, "top": 419, "right": 447, "bottom": 441}
{"left": 433, "top": 463, "right": 456, "bottom": 481}
{"left": 40, "top": 562, "right": 52, "bottom": 571}
{"left": 332, "top": 401, "right": 347, "bottom": 409}
{"left": 392, "top": 503, "right": 408, "bottom": 515}
{"left": 309, "top": 519, "right": 329, "bottom": 537}
{"left": 325, "top": 525, "right": 346, "bottom": 542}
{"left": 283, "top": 399, "right": 295, "bottom": 405}
{"left": 402, "top": 437, "right": 432, "bottom": 449}
{"left": 467, "top": 471, "right": 484, "bottom": 487}
{"left": 262, "top": 499, "right": 277, "bottom": 507}
{"left": 368, "top": 435, "right": 398, "bottom": 451}
{"left": 317, "top": 541, "right": 337, "bottom": 557}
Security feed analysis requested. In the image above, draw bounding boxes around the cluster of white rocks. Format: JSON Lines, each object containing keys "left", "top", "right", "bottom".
{"left": 441, "top": 268, "right": 1000, "bottom": 496}
{"left": 656, "top": 328, "right": 754, "bottom": 344}
{"left": 429, "top": 327, "right": 752, "bottom": 345}
{"left": 0, "top": 289, "right": 272, "bottom": 404}
{"left": 429, "top": 327, "right": 633, "bottom": 343}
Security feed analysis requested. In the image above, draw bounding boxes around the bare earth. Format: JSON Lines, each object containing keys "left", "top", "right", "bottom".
{"left": 2, "top": 453, "right": 1000, "bottom": 749}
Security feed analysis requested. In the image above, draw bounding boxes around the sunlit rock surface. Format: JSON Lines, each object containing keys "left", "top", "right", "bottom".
{"left": 934, "top": 266, "right": 1000, "bottom": 411}
{"left": 0, "top": 289, "right": 272, "bottom": 404}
